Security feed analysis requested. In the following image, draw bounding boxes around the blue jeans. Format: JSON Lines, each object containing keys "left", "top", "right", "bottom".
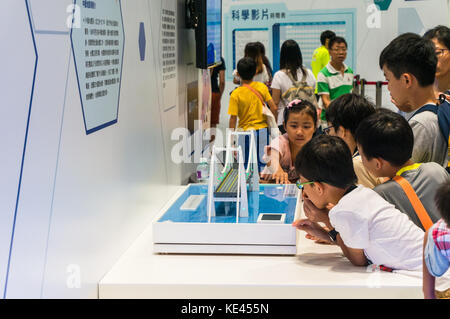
{"left": 237, "top": 128, "right": 269, "bottom": 173}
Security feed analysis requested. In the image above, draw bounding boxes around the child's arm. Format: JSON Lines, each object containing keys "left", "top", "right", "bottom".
{"left": 321, "top": 94, "right": 331, "bottom": 109}
{"left": 271, "top": 89, "right": 281, "bottom": 109}
{"left": 422, "top": 229, "right": 437, "bottom": 299}
{"left": 293, "top": 219, "right": 368, "bottom": 267}
{"left": 335, "top": 233, "right": 368, "bottom": 267}
{"left": 261, "top": 149, "right": 288, "bottom": 184}
{"left": 229, "top": 115, "right": 237, "bottom": 130}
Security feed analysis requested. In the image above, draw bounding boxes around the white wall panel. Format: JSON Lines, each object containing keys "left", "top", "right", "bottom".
{"left": 0, "top": 0, "right": 36, "bottom": 297}
{"left": 0, "top": 0, "right": 192, "bottom": 298}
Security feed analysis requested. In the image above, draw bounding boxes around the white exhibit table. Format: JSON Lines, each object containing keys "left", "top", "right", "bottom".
{"left": 99, "top": 186, "right": 424, "bottom": 299}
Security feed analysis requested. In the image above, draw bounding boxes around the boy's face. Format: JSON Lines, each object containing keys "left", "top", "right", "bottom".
{"left": 357, "top": 144, "right": 380, "bottom": 177}
{"left": 382, "top": 64, "right": 411, "bottom": 112}
{"left": 299, "top": 175, "right": 327, "bottom": 209}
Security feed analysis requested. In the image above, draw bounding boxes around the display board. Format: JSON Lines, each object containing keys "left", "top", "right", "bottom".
{"left": 224, "top": 3, "right": 355, "bottom": 75}
{"left": 232, "top": 28, "right": 269, "bottom": 68}
{"left": 71, "top": 0, "right": 124, "bottom": 134}
{"left": 273, "top": 21, "right": 347, "bottom": 72}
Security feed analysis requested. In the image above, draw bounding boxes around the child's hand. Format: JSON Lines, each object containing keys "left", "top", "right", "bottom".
{"left": 304, "top": 199, "right": 331, "bottom": 225}
{"left": 292, "top": 219, "right": 330, "bottom": 243}
{"left": 273, "top": 168, "right": 289, "bottom": 184}
{"left": 305, "top": 234, "right": 333, "bottom": 245}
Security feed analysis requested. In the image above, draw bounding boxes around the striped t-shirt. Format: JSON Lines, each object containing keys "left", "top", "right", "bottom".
{"left": 317, "top": 62, "right": 354, "bottom": 121}
{"left": 317, "top": 62, "right": 353, "bottom": 100}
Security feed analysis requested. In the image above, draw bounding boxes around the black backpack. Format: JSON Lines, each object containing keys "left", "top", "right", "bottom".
{"left": 412, "top": 92, "right": 450, "bottom": 149}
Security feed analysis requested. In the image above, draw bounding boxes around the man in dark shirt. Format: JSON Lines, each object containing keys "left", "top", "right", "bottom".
{"left": 210, "top": 57, "right": 226, "bottom": 142}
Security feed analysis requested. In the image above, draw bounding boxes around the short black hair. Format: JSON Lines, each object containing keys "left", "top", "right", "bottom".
{"left": 237, "top": 57, "right": 256, "bottom": 81}
{"left": 435, "top": 178, "right": 450, "bottom": 225}
{"left": 326, "top": 93, "right": 376, "bottom": 137}
{"left": 329, "top": 36, "right": 347, "bottom": 50}
{"left": 295, "top": 135, "right": 357, "bottom": 189}
{"left": 355, "top": 109, "right": 414, "bottom": 166}
{"left": 283, "top": 99, "right": 317, "bottom": 125}
{"left": 423, "top": 25, "right": 450, "bottom": 51}
{"left": 379, "top": 33, "right": 437, "bottom": 87}
{"left": 320, "top": 30, "right": 336, "bottom": 45}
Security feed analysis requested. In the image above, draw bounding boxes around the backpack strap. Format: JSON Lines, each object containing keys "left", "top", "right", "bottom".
{"left": 412, "top": 104, "right": 438, "bottom": 118}
{"left": 242, "top": 83, "right": 265, "bottom": 105}
{"left": 392, "top": 175, "right": 433, "bottom": 231}
{"left": 283, "top": 69, "right": 307, "bottom": 85}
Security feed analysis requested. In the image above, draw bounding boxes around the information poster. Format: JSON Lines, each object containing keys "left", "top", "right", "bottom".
{"left": 71, "top": 0, "right": 124, "bottom": 134}
{"left": 224, "top": 3, "right": 355, "bottom": 77}
{"left": 161, "top": 2, "right": 178, "bottom": 111}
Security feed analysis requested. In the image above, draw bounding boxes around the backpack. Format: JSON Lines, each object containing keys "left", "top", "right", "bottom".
{"left": 412, "top": 92, "right": 450, "bottom": 149}
{"left": 281, "top": 69, "right": 319, "bottom": 109}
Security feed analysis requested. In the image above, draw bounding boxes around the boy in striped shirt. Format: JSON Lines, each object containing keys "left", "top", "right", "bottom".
{"left": 317, "top": 36, "right": 354, "bottom": 123}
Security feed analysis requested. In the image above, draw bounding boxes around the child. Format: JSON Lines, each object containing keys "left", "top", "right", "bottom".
{"left": 271, "top": 39, "right": 317, "bottom": 133}
{"left": 355, "top": 110, "right": 448, "bottom": 231}
{"left": 292, "top": 135, "right": 424, "bottom": 270}
{"left": 423, "top": 178, "right": 450, "bottom": 299}
{"left": 260, "top": 99, "right": 317, "bottom": 184}
{"left": 233, "top": 42, "right": 271, "bottom": 86}
{"left": 228, "top": 57, "right": 278, "bottom": 171}
{"left": 379, "top": 33, "right": 448, "bottom": 167}
{"left": 325, "top": 93, "right": 384, "bottom": 188}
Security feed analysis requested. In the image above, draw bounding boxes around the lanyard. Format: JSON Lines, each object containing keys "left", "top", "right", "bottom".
{"left": 395, "top": 163, "right": 422, "bottom": 176}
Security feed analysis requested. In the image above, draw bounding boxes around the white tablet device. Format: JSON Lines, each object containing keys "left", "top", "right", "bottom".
{"left": 257, "top": 213, "right": 286, "bottom": 224}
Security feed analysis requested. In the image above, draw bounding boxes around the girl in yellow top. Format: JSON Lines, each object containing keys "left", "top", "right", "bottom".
{"left": 228, "top": 57, "right": 278, "bottom": 171}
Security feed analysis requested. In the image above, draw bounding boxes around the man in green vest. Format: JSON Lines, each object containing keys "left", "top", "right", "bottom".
{"left": 317, "top": 36, "right": 354, "bottom": 123}
{"left": 312, "top": 30, "right": 336, "bottom": 95}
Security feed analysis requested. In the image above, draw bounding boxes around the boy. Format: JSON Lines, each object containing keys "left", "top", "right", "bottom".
{"left": 311, "top": 30, "right": 336, "bottom": 94}
{"left": 355, "top": 110, "right": 448, "bottom": 231}
{"left": 379, "top": 33, "right": 448, "bottom": 167}
{"left": 293, "top": 135, "right": 424, "bottom": 270}
{"left": 228, "top": 57, "right": 278, "bottom": 171}
{"left": 325, "top": 93, "right": 384, "bottom": 188}
{"left": 423, "top": 179, "right": 450, "bottom": 299}
{"left": 317, "top": 36, "right": 354, "bottom": 118}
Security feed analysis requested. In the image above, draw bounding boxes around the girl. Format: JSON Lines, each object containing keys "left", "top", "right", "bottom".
{"left": 271, "top": 40, "right": 317, "bottom": 133}
{"left": 261, "top": 99, "right": 317, "bottom": 184}
{"left": 233, "top": 42, "right": 271, "bottom": 86}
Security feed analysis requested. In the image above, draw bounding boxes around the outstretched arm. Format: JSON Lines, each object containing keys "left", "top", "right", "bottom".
{"left": 293, "top": 219, "right": 368, "bottom": 267}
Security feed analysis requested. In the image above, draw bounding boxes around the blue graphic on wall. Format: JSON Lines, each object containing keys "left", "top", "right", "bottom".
{"left": 139, "top": 22, "right": 146, "bottom": 61}
{"left": 224, "top": 3, "right": 356, "bottom": 79}
{"left": 71, "top": 0, "right": 125, "bottom": 134}
{"left": 374, "top": 0, "right": 393, "bottom": 11}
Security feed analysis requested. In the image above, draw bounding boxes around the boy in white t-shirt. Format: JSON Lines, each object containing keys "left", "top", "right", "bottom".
{"left": 292, "top": 135, "right": 424, "bottom": 270}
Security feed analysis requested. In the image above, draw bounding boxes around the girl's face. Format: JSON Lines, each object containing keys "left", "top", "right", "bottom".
{"left": 284, "top": 111, "right": 316, "bottom": 148}
{"left": 432, "top": 38, "right": 450, "bottom": 81}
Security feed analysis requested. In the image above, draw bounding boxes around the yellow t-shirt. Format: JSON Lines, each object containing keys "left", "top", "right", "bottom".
{"left": 228, "top": 81, "right": 271, "bottom": 131}
{"left": 311, "top": 45, "right": 330, "bottom": 94}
